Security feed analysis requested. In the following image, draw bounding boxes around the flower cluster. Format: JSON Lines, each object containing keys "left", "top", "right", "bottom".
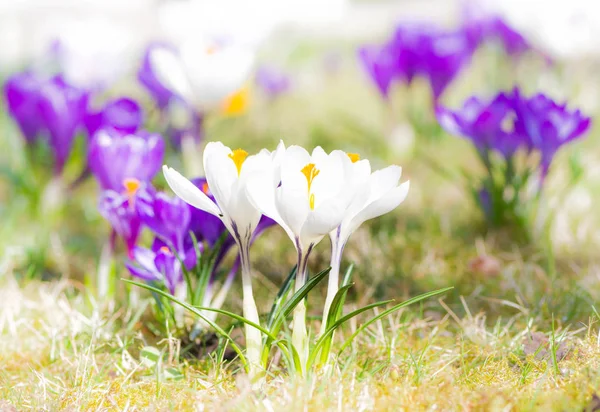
{"left": 163, "top": 141, "right": 409, "bottom": 377}
{"left": 436, "top": 88, "right": 590, "bottom": 227}
{"left": 358, "top": 22, "right": 475, "bottom": 101}
{"left": 3, "top": 72, "right": 89, "bottom": 175}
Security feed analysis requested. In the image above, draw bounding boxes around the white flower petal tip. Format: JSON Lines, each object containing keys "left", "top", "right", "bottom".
{"left": 162, "top": 165, "right": 222, "bottom": 217}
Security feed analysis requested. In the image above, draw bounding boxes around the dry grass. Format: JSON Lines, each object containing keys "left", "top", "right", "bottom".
{"left": 2, "top": 274, "right": 600, "bottom": 412}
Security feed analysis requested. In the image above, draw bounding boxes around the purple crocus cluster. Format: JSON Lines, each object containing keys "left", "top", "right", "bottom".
{"left": 436, "top": 88, "right": 590, "bottom": 224}
{"left": 358, "top": 22, "right": 475, "bottom": 101}
{"left": 3, "top": 72, "right": 89, "bottom": 174}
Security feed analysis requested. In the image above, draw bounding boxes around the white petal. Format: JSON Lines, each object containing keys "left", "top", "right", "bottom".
{"left": 348, "top": 181, "right": 410, "bottom": 235}
{"left": 149, "top": 47, "right": 194, "bottom": 102}
{"left": 180, "top": 41, "right": 255, "bottom": 107}
{"left": 300, "top": 200, "right": 345, "bottom": 247}
{"left": 203, "top": 142, "right": 237, "bottom": 216}
{"left": 367, "top": 165, "right": 402, "bottom": 202}
{"left": 276, "top": 183, "right": 310, "bottom": 240}
{"left": 163, "top": 165, "right": 222, "bottom": 217}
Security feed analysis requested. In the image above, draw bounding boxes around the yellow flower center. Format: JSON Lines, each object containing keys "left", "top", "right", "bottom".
{"left": 222, "top": 86, "right": 249, "bottom": 116}
{"left": 123, "top": 178, "right": 140, "bottom": 209}
{"left": 123, "top": 178, "right": 140, "bottom": 196}
{"left": 201, "top": 182, "right": 210, "bottom": 195}
{"left": 301, "top": 163, "right": 320, "bottom": 210}
{"left": 228, "top": 148, "right": 249, "bottom": 176}
{"left": 159, "top": 246, "right": 172, "bottom": 254}
{"left": 347, "top": 153, "right": 360, "bottom": 163}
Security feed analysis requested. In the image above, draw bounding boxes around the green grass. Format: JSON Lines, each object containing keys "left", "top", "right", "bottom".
{"left": 1, "top": 43, "right": 600, "bottom": 410}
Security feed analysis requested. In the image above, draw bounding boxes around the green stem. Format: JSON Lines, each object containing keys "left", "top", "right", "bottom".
{"left": 239, "top": 241, "right": 262, "bottom": 382}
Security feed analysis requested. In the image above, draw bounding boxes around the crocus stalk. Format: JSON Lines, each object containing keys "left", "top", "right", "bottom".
{"left": 247, "top": 145, "right": 354, "bottom": 373}
{"left": 162, "top": 141, "right": 282, "bottom": 382}
{"left": 320, "top": 159, "right": 410, "bottom": 339}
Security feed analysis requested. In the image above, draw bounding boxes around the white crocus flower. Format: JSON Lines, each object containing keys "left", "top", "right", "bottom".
{"left": 247, "top": 145, "right": 355, "bottom": 371}
{"left": 149, "top": 38, "right": 254, "bottom": 110}
{"left": 163, "top": 141, "right": 282, "bottom": 381}
{"left": 320, "top": 157, "right": 410, "bottom": 336}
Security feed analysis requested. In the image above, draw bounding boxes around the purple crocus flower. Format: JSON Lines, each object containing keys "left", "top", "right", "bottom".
{"left": 462, "top": 3, "right": 531, "bottom": 58}
{"left": 255, "top": 66, "right": 291, "bottom": 98}
{"left": 138, "top": 191, "right": 192, "bottom": 254}
{"left": 88, "top": 129, "right": 165, "bottom": 192}
{"left": 3, "top": 72, "right": 44, "bottom": 143}
{"left": 126, "top": 242, "right": 183, "bottom": 294}
{"left": 4, "top": 73, "right": 89, "bottom": 174}
{"left": 138, "top": 43, "right": 176, "bottom": 111}
{"left": 436, "top": 91, "right": 522, "bottom": 159}
{"left": 358, "top": 44, "right": 397, "bottom": 98}
{"left": 390, "top": 23, "right": 474, "bottom": 100}
{"left": 513, "top": 90, "right": 591, "bottom": 177}
{"left": 84, "top": 97, "right": 143, "bottom": 138}
{"left": 98, "top": 189, "right": 144, "bottom": 258}
{"left": 359, "top": 22, "right": 474, "bottom": 101}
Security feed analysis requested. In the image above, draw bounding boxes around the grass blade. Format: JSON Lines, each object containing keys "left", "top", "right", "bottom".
{"left": 336, "top": 287, "right": 454, "bottom": 357}
{"left": 123, "top": 279, "right": 249, "bottom": 371}
{"left": 266, "top": 265, "right": 297, "bottom": 332}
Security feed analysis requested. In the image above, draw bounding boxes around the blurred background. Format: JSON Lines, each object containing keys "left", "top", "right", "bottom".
{"left": 1, "top": 0, "right": 600, "bottom": 321}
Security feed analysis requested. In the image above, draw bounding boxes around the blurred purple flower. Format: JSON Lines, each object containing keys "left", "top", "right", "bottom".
{"left": 126, "top": 242, "right": 183, "bottom": 294}
{"left": 359, "top": 22, "right": 474, "bottom": 101}
{"left": 36, "top": 75, "right": 89, "bottom": 174}
{"left": 438, "top": 88, "right": 591, "bottom": 177}
{"left": 88, "top": 129, "right": 164, "bottom": 192}
{"left": 84, "top": 97, "right": 143, "bottom": 138}
{"left": 99, "top": 189, "right": 145, "bottom": 258}
{"left": 513, "top": 90, "right": 591, "bottom": 177}
{"left": 462, "top": 4, "right": 531, "bottom": 57}
{"left": 390, "top": 23, "right": 474, "bottom": 100}
{"left": 358, "top": 44, "right": 397, "bottom": 98}
{"left": 436, "top": 91, "right": 522, "bottom": 158}
{"left": 3, "top": 73, "right": 89, "bottom": 174}
{"left": 138, "top": 43, "right": 176, "bottom": 111}
{"left": 255, "top": 66, "right": 291, "bottom": 98}
{"left": 3, "top": 72, "right": 44, "bottom": 143}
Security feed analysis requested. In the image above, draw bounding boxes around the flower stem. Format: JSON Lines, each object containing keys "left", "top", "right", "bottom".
{"left": 319, "top": 236, "right": 343, "bottom": 337}
{"left": 239, "top": 242, "right": 263, "bottom": 382}
{"left": 97, "top": 231, "right": 116, "bottom": 300}
{"left": 292, "top": 246, "right": 311, "bottom": 374}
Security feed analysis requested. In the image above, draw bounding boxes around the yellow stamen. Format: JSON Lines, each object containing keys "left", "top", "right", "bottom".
{"left": 301, "top": 163, "right": 320, "bottom": 210}
{"left": 159, "top": 246, "right": 171, "bottom": 254}
{"left": 228, "top": 149, "right": 249, "bottom": 176}
{"left": 202, "top": 182, "right": 210, "bottom": 195}
{"left": 123, "top": 178, "right": 140, "bottom": 196}
{"left": 300, "top": 163, "right": 320, "bottom": 193}
{"left": 347, "top": 153, "right": 360, "bottom": 163}
{"left": 206, "top": 45, "right": 218, "bottom": 55}
{"left": 222, "top": 86, "right": 250, "bottom": 116}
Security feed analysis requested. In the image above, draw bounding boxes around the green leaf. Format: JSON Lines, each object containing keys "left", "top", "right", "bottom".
{"left": 341, "top": 264, "right": 354, "bottom": 288}
{"left": 266, "top": 265, "right": 297, "bottom": 332}
{"left": 318, "top": 283, "right": 354, "bottom": 365}
{"left": 336, "top": 287, "right": 454, "bottom": 358}
{"left": 268, "top": 267, "right": 331, "bottom": 338}
{"left": 140, "top": 346, "right": 162, "bottom": 367}
{"left": 123, "top": 279, "right": 249, "bottom": 372}
{"left": 164, "top": 367, "right": 185, "bottom": 381}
